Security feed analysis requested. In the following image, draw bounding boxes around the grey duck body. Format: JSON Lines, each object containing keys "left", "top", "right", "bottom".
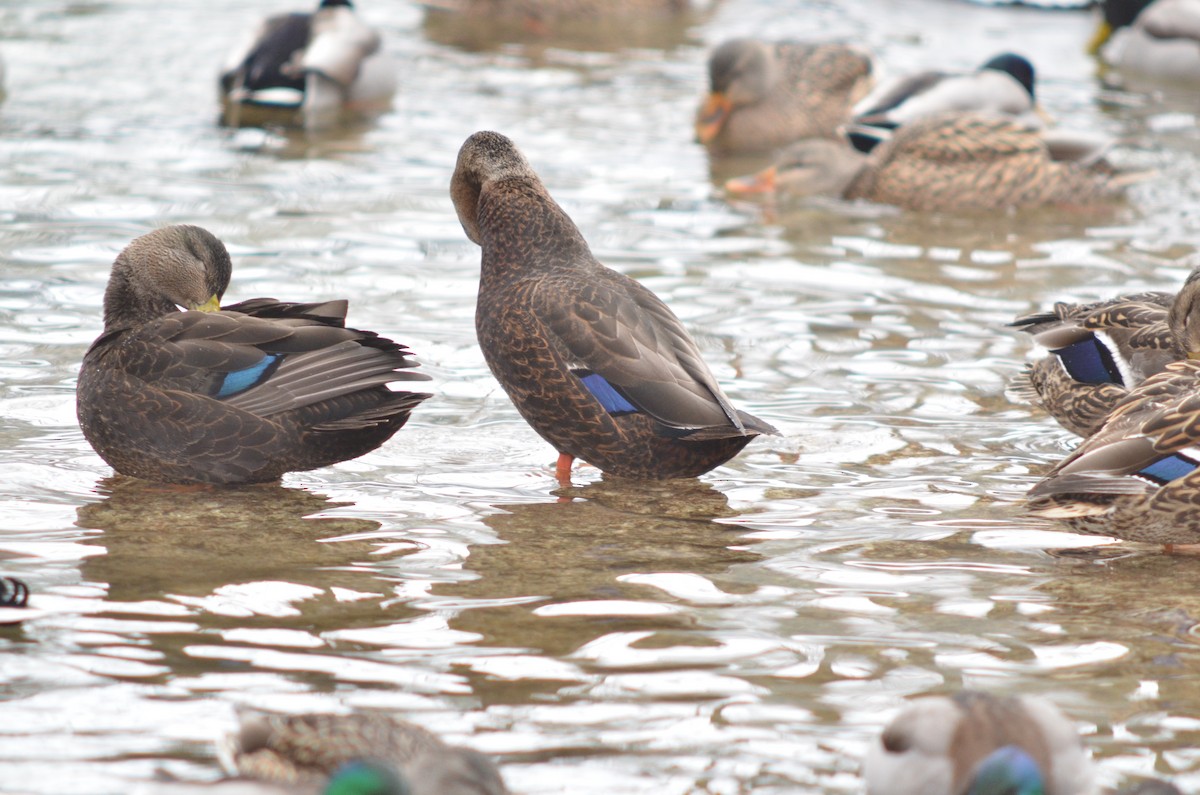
{"left": 76, "top": 225, "right": 430, "bottom": 486}
{"left": 451, "top": 131, "right": 776, "bottom": 479}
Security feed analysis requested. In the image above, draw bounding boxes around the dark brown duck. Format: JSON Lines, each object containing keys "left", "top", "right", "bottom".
{"left": 76, "top": 225, "right": 431, "bottom": 485}
{"left": 451, "top": 131, "right": 777, "bottom": 481}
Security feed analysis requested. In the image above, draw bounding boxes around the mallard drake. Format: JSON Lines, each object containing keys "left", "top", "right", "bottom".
{"left": 1089, "top": 0, "right": 1200, "bottom": 80}
{"left": 450, "top": 131, "right": 777, "bottom": 481}
{"left": 219, "top": 0, "right": 396, "bottom": 129}
{"left": 695, "top": 38, "right": 874, "bottom": 155}
{"left": 724, "top": 112, "right": 1136, "bottom": 212}
{"left": 863, "top": 691, "right": 1095, "bottom": 795}
{"left": 847, "top": 53, "right": 1042, "bottom": 153}
{"left": 1010, "top": 275, "right": 1191, "bottom": 437}
{"left": 221, "top": 711, "right": 509, "bottom": 795}
{"left": 76, "top": 225, "right": 431, "bottom": 486}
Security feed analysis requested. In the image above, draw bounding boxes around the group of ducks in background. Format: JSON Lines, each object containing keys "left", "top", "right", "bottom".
{"left": 5, "top": 0, "right": 1196, "bottom": 792}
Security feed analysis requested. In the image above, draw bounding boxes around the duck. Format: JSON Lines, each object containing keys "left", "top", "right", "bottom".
{"left": 220, "top": 710, "right": 509, "bottom": 795}
{"left": 1024, "top": 303, "right": 1200, "bottom": 545}
{"left": 1089, "top": 0, "right": 1200, "bottom": 81}
{"left": 1010, "top": 274, "right": 1192, "bottom": 438}
{"left": 75, "top": 225, "right": 431, "bottom": 486}
{"left": 450, "top": 131, "right": 778, "bottom": 481}
{"left": 695, "top": 38, "right": 874, "bottom": 155}
{"left": 219, "top": 0, "right": 397, "bottom": 129}
{"left": 723, "top": 112, "right": 1138, "bottom": 213}
{"left": 862, "top": 691, "right": 1096, "bottom": 795}
{"left": 846, "top": 52, "right": 1043, "bottom": 153}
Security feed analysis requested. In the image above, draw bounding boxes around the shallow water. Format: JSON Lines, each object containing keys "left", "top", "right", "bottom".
{"left": 2, "top": 0, "right": 1200, "bottom": 792}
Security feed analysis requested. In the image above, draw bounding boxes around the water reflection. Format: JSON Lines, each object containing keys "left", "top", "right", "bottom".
{"left": 445, "top": 477, "right": 759, "bottom": 659}
{"left": 76, "top": 477, "right": 400, "bottom": 607}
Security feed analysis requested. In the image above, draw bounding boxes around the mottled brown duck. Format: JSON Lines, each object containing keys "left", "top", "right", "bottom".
{"left": 1026, "top": 342, "right": 1200, "bottom": 545}
{"left": 219, "top": 710, "right": 509, "bottom": 795}
{"left": 725, "top": 112, "right": 1138, "bottom": 212}
{"left": 1025, "top": 270, "right": 1200, "bottom": 544}
{"left": 219, "top": 0, "right": 396, "bottom": 129}
{"left": 1010, "top": 272, "right": 1199, "bottom": 437}
{"left": 76, "top": 225, "right": 431, "bottom": 486}
{"left": 695, "top": 38, "right": 874, "bottom": 155}
{"left": 863, "top": 691, "right": 1095, "bottom": 795}
{"left": 450, "top": 130, "right": 777, "bottom": 481}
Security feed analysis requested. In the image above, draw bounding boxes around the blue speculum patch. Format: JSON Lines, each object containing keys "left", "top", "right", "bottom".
{"left": 966, "top": 745, "right": 1044, "bottom": 795}
{"left": 575, "top": 370, "right": 637, "bottom": 415}
{"left": 1137, "top": 453, "right": 1199, "bottom": 486}
{"left": 215, "top": 354, "right": 282, "bottom": 398}
{"left": 1051, "top": 336, "right": 1123, "bottom": 385}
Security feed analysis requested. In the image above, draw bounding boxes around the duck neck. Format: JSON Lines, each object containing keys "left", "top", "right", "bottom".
{"left": 476, "top": 179, "right": 594, "bottom": 280}
{"left": 101, "top": 270, "right": 178, "bottom": 333}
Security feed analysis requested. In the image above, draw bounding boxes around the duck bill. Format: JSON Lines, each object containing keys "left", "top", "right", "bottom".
{"left": 1086, "top": 19, "right": 1113, "bottom": 55}
{"left": 194, "top": 295, "right": 221, "bottom": 313}
{"left": 695, "top": 93, "right": 732, "bottom": 144}
{"left": 1035, "top": 104, "right": 1055, "bottom": 125}
{"left": 724, "top": 166, "right": 777, "bottom": 196}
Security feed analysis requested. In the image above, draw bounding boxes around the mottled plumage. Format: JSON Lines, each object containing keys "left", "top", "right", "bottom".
{"left": 1011, "top": 280, "right": 1188, "bottom": 437}
{"left": 76, "top": 225, "right": 430, "bottom": 486}
{"left": 725, "top": 113, "right": 1137, "bottom": 212}
{"left": 221, "top": 711, "right": 509, "bottom": 795}
{"left": 1024, "top": 269, "right": 1200, "bottom": 542}
{"left": 695, "top": 38, "right": 874, "bottom": 154}
{"left": 847, "top": 53, "right": 1042, "bottom": 153}
{"left": 451, "top": 131, "right": 777, "bottom": 480}
{"left": 863, "top": 691, "right": 1095, "bottom": 795}
{"left": 1090, "top": 0, "right": 1200, "bottom": 81}
{"left": 219, "top": 0, "right": 396, "bottom": 129}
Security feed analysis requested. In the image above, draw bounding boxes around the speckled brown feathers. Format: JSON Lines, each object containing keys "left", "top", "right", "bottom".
{"left": 1026, "top": 358, "right": 1200, "bottom": 544}
{"left": 1013, "top": 271, "right": 1200, "bottom": 438}
{"left": 224, "top": 711, "right": 510, "bottom": 795}
{"left": 696, "top": 39, "right": 874, "bottom": 154}
{"left": 1019, "top": 271, "right": 1200, "bottom": 542}
{"left": 76, "top": 226, "right": 431, "bottom": 485}
{"left": 845, "top": 113, "right": 1130, "bottom": 212}
{"left": 1012, "top": 290, "right": 1176, "bottom": 436}
{"left": 452, "top": 131, "right": 776, "bottom": 479}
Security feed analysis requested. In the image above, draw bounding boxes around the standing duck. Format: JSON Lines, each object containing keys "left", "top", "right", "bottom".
{"left": 695, "top": 38, "right": 874, "bottom": 155}
{"left": 863, "top": 691, "right": 1096, "bottom": 795}
{"left": 450, "top": 131, "right": 777, "bottom": 481}
{"left": 219, "top": 0, "right": 396, "bottom": 129}
{"left": 220, "top": 710, "right": 509, "bottom": 795}
{"left": 1010, "top": 274, "right": 1195, "bottom": 437}
{"left": 847, "top": 53, "right": 1043, "bottom": 153}
{"left": 724, "top": 113, "right": 1136, "bottom": 213}
{"left": 76, "top": 225, "right": 431, "bottom": 486}
{"left": 1089, "top": 0, "right": 1200, "bottom": 81}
